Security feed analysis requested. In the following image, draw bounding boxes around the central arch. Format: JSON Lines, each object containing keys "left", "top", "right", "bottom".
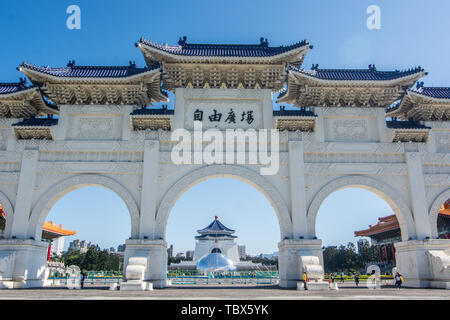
{"left": 28, "top": 174, "right": 140, "bottom": 240}
{"left": 155, "top": 165, "right": 292, "bottom": 240}
{"left": 307, "top": 175, "right": 416, "bottom": 241}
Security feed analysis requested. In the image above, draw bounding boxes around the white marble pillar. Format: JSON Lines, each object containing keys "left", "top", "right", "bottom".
{"left": 288, "top": 141, "right": 308, "bottom": 238}
{"left": 122, "top": 105, "right": 133, "bottom": 141}
{"left": 405, "top": 152, "right": 432, "bottom": 239}
{"left": 139, "top": 140, "right": 159, "bottom": 238}
{"left": 173, "top": 88, "right": 185, "bottom": 130}
{"left": 262, "top": 89, "right": 274, "bottom": 129}
{"left": 10, "top": 150, "right": 38, "bottom": 239}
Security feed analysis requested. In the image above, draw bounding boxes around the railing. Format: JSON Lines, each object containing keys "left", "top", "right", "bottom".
{"left": 167, "top": 271, "right": 279, "bottom": 285}
{"left": 46, "top": 276, "right": 122, "bottom": 286}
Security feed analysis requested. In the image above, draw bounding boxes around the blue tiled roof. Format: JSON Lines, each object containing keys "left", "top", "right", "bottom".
{"left": 12, "top": 117, "right": 58, "bottom": 127}
{"left": 273, "top": 108, "right": 316, "bottom": 117}
{"left": 195, "top": 234, "right": 237, "bottom": 239}
{"left": 290, "top": 65, "right": 425, "bottom": 81}
{"left": 197, "top": 218, "right": 235, "bottom": 234}
{"left": 138, "top": 37, "right": 311, "bottom": 57}
{"left": 20, "top": 62, "right": 161, "bottom": 78}
{"left": 0, "top": 80, "right": 34, "bottom": 95}
{"left": 131, "top": 106, "right": 174, "bottom": 115}
{"left": 411, "top": 87, "right": 450, "bottom": 99}
{"left": 386, "top": 120, "right": 430, "bottom": 130}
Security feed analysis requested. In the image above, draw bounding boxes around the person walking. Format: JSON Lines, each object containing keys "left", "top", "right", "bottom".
{"left": 394, "top": 272, "right": 403, "bottom": 290}
{"left": 331, "top": 273, "right": 335, "bottom": 283}
{"left": 340, "top": 272, "right": 345, "bottom": 284}
{"left": 79, "top": 272, "right": 85, "bottom": 289}
{"left": 354, "top": 273, "right": 359, "bottom": 287}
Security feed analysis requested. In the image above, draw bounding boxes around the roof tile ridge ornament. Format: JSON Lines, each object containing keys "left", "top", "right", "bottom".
{"left": 415, "top": 81, "right": 425, "bottom": 92}
{"left": 178, "top": 36, "right": 187, "bottom": 46}
{"left": 259, "top": 37, "right": 269, "bottom": 48}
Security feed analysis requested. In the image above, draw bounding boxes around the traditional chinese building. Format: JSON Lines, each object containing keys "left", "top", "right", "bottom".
{"left": 169, "top": 216, "right": 266, "bottom": 271}
{"left": 355, "top": 200, "right": 450, "bottom": 264}
{"left": 193, "top": 216, "right": 240, "bottom": 263}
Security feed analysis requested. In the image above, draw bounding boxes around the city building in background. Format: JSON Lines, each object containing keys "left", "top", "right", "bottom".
{"left": 238, "top": 245, "right": 246, "bottom": 259}
{"left": 185, "top": 250, "right": 194, "bottom": 260}
{"left": 68, "top": 239, "right": 93, "bottom": 253}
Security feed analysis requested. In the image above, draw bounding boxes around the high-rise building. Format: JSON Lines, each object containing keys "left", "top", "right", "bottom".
{"left": 238, "top": 245, "right": 246, "bottom": 259}
{"left": 186, "top": 250, "right": 194, "bottom": 260}
{"left": 68, "top": 239, "right": 92, "bottom": 253}
{"left": 167, "top": 244, "right": 173, "bottom": 258}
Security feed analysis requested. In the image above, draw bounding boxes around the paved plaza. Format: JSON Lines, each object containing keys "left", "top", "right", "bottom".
{"left": 0, "top": 283, "right": 448, "bottom": 300}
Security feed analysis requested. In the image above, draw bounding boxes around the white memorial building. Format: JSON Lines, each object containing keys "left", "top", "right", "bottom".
{"left": 0, "top": 36, "right": 449, "bottom": 289}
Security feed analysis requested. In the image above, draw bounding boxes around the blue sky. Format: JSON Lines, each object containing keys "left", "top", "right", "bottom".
{"left": 2, "top": 1, "right": 448, "bottom": 254}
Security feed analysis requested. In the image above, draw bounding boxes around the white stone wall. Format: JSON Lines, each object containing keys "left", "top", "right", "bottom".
{"left": 0, "top": 88, "right": 448, "bottom": 288}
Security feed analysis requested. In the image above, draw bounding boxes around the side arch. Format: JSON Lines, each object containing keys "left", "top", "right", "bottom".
{"left": 0, "top": 190, "right": 14, "bottom": 237}
{"left": 28, "top": 174, "right": 140, "bottom": 240}
{"left": 306, "top": 175, "right": 416, "bottom": 241}
{"left": 155, "top": 165, "right": 292, "bottom": 240}
{"left": 428, "top": 188, "right": 450, "bottom": 238}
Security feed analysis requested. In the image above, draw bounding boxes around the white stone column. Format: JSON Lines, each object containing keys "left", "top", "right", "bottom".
{"left": 395, "top": 239, "right": 450, "bottom": 288}
{"left": 122, "top": 105, "right": 133, "bottom": 141}
{"left": 376, "top": 108, "right": 388, "bottom": 142}
{"left": 262, "top": 89, "right": 274, "bottom": 129}
{"left": 139, "top": 140, "right": 159, "bottom": 238}
{"left": 288, "top": 141, "right": 308, "bottom": 238}
{"left": 10, "top": 150, "right": 38, "bottom": 239}
{"left": 173, "top": 88, "right": 185, "bottom": 130}
{"left": 54, "top": 107, "right": 68, "bottom": 140}
{"left": 278, "top": 239, "right": 323, "bottom": 288}
{"left": 405, "top": 152, "right": 432, "bottom": 239}
{"left": 0, "top": 239, "right": 48, "bottom": 288}
{"left": 122, "top": 239, "right": 168, "bottom": 289}
{"left": 313, "top": 108, "right": 325, "bottom": 142}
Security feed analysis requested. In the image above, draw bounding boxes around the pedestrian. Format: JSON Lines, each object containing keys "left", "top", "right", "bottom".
{"left": 340, "top": 272, "right": 345, "bottom": 283}
{"left": 79, "top": 272, "right": 85, "bottom": 289}
{"left": 394, "top": 272, "right": 403, "bottom": 290}
{"left": 354, "top": 273, "right": 359, "bottom": 287}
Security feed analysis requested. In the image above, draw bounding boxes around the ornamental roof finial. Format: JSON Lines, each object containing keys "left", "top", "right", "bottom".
{"left": 311, "top": 64, "right": 319, "bottom": 71}
{"left": 215, "top": 215, "right": 218, "bottom": 220}
{"left": 178, "top": 36, "right": 187, "bottom": 46}
{"left": 18, "top": 77, "right": 27, "bottom": 87}
{"left": 67, "top": 60, "right": 76, "bottom": 67}
{"left": 129, "top": 61, "right": 136, "bottom": 68}
{"left": 416, "top": 81, "right": 424, "bottom": 90}
{"left": 368, "top": 64, "right": 376, "bottom": 71}
{"left": 259, "top": 37, "right": 269, "bottom": 47}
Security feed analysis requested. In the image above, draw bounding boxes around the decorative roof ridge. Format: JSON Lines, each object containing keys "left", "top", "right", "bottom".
{"left": 139, "top": 37, "right": 311, "bottom": 51}
{"left": 19, "top": 61, "right": 161, "bottom": 77}
{"left": 289, "top": 64, "right": 426, "bottom": 77}
{"left": 131, "top": 105, "right": 174, "bottom": 115}
{"left": 408, "top": 85, "right": 450, "bottom": 99}
{"left": 0, "top": 78, "right": 38, "bottom": 95}
{"left": 386, "top": 119, "right": 431, "bottom": 130}
{"left": 12, "top": 116, "right": 58, "bottom": 127}
{"left": 197, "top": 216, "right": 235, "bottom": 234}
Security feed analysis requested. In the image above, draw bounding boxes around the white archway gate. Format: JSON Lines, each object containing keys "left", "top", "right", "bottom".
{"left": 0, "top": 36, "right": 449, "bottom": 289}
